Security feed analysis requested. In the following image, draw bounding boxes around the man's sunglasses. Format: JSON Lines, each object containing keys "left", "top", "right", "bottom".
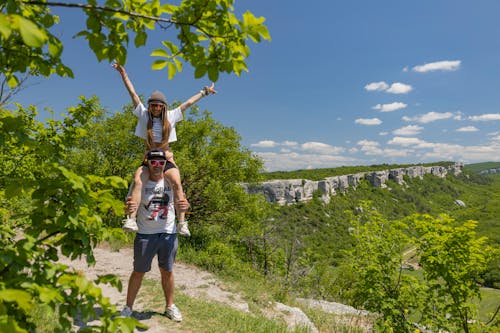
{"left": 149, "top": 160, "right": 166, "bottom": 167}
{"left": 149, "top": 103, "right": 164, "bottom": 108}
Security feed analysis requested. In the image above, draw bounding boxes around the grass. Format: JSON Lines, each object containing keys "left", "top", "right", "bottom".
{"left": 137, "top": 278, "right": 312, "bottom": 333}
{"left": 137, "top": 278, "right": 368, "bottom": 333}
{"left": 476, "top": 288, "right": 500, "bottom": 323}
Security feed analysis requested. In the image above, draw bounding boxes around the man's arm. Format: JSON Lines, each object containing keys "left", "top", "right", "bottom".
{"left": 179, "top": 82, "right": 217, "bottom": 114}
{"left": 112, "top": 62, "right": 141, "bottom": 108}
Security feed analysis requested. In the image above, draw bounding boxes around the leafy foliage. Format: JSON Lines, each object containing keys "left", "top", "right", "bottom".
{"left": 341, "top": 204, "right": 495, "bottom": 332}
{"left": 0, "top": 0, "right": 270, "bottom": 90}
{"left": 0, "top": 104, "right": 145, "bottom": 332}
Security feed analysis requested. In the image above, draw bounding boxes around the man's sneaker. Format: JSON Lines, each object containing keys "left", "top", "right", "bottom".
{"left": 177, "top": 220, "right": 191, "bottom": 237}
{"left": 165, "top": 304, "right": 183, "bottom": 322}
{"left": 122, "top": 216, "right": 138, "bottom": 232}
{"left": 120, "top": 305, "right": 133, "bottom": 318}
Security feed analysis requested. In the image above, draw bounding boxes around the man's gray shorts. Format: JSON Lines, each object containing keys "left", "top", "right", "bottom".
{"left": 133, "top": 233, "right": 178, "bottom": 272}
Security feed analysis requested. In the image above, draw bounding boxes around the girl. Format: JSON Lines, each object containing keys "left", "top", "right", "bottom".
{"left": 113, "top": 62, "right": 216, "bottom": 235}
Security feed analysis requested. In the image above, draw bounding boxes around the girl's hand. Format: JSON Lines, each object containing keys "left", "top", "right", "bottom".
{"left": 205, "top": 82, "right": 217, "bottom": 95}
{"left": 112, "top": 61, "right": 126, "bottom": 75}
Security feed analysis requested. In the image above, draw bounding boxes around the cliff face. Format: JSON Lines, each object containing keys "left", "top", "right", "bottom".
{"left": 243, "top": 163, "right": 464, "bottom": 205}
{"left": 479, "top": 167, "right": 500, "bottom": 175}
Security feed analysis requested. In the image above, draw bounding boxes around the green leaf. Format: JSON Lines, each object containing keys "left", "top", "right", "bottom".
{"left": 96, "top": 274, "right": 123, "bottom": 291}
{"left": 151, "top": 59, "right": 168, "bottom": 70}
{"left": 48, "top": 39, "right": 63, "bottom": 57}
{"left": 17, "top": 17, "right": 48, "bottom": 48}
{"left": 150, "top": 48, "right": 170, "bottom": 58}
{"left": 134, "top": 31, "right": 147, "bottom": 47}
{"left": 208, "top": 66, "right": 219, "bottom": 82}
{"left": 194, "top": 65, "right": 207, "bottom": 79}
{"left": 167, "top": 62, "right": 176, "bottom": 79}
{"left": 161, "top": 40, "right": 178, "bottom": 54}
{"left": 0, "top": 14, "right": 12, "bottom": 38}
{"left": 6, "top": 75, "right": 19, "bottom": 88}
{"left": 173, "top": 58, "right": 183, "bottom": 72}
{"left": 38, "top": 286, "right": 63, "bottom": 303}
{"left": 0, "top": 289, "right": 34, "bottom": 312}
{"left": 161, "top": 4, "right": 177, "bottom": 14}
{"left": 0, "top": 319, "right": 28, "bottom": 333}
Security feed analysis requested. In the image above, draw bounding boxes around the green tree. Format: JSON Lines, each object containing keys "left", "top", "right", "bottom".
{"left": 0, "top": 0, "right": 270, "bottom": 91}
{"left": 0, "top": 103, "right": 145, "bottom": 332}
{"left": 344, "top": 202, "right": 495, "bottom": 332}
{"left": 345, "top": 202, "right": 423, "bottom": 333}
{"left": 412, "top": 214, "right": 495, "bottom": 333}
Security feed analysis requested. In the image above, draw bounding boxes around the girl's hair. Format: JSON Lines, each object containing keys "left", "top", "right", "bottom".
{"left": 146, "top": 105, "right": 171, "bottom": 150}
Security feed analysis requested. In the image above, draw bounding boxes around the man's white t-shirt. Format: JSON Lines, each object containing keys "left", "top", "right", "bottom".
{"left": 133, "top": 103, "right": 183, "bottom": 143}
{"left": 136, "top": 179, "right": 176, "bottom": 234}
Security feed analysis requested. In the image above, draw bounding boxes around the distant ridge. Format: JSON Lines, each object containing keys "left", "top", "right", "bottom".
{"left": 245, "top": 163, "right": 463, "bottom": 205}
{"left": 464, "top": 161, "right": 500, "bottom": 174}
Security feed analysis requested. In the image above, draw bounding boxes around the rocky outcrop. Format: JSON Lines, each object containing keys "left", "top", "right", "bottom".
{"left": 243, "top": 163, "right": 463, "bottom": 205}
{"left": 479, "top": 167, "right": 500, "bottom": 175}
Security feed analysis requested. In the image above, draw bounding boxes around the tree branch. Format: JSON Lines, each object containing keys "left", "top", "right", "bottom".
{"left": 23, "top": 1, "right": 225, "bottom": 39}
{"left": 23, "top": 1, "right": 179, "bottom": 25}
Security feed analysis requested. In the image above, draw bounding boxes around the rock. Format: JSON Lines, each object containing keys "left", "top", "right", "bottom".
{"left": 242, "top": 164, "right": 463, "bottom": 205}
{"left": 266, "top": 302, "right": 319, "bottom": 333}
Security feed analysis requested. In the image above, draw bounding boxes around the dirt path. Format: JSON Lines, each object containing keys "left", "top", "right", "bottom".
{"left": 60, "top": 246, "right": 318, "bottom": 332}
{"left": 60, "top": 246, "right": 249, "bottom": 332}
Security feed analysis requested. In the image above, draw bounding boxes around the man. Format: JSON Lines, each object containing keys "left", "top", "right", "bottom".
{"left": 120, "top": 149, "right": 190, "bottom": 322}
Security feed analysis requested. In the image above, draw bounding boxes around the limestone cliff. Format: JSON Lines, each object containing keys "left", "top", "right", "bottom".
{"left": 243, "top": 163, "right": 463, "bottom": 205}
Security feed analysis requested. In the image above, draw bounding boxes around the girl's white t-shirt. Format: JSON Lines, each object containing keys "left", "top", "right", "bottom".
{"left": 133, "top": 103, "right": 183, "bottom": 143}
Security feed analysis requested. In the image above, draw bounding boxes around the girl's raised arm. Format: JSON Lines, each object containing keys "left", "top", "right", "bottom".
{"left": 179, "top": 82, "right": 216, "bottom": 114}
{"left": 112, "top": 62, "right": 141, "bottom": 108}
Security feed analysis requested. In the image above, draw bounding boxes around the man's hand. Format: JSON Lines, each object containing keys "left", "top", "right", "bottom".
{"left": 125, "top": 196, "right": 137, "bottom": 215}
{"left": 175, "top": 198, "right": 190, "bottom": 213}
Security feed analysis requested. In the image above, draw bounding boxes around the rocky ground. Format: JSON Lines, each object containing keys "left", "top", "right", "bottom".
{"left": 60, "top": 246, "right": 372, "bottom": 332}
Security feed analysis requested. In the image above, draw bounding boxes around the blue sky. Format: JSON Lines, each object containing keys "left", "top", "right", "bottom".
{"left": 14, "top": 0, "right": 500, "bottom": 171}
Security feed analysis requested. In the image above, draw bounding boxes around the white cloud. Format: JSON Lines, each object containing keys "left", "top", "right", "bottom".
{"left": 365, "top": 81, "right": 389, "bottom": 91}
{"left": 456, "top": 126, "right": 479, "bottom": 132}
{"left": 282, "top": 140, "right": 298, "bottom": 147}
{"left": 255, "top": 151, "right": 359, "bottom": 172}
{"left": 412, "top": 60, "right": 461, "bottom": 73}
{"left": 357, "top": 140, "right": 409, "bottom": 156}
{"left": 392, "top": 125, "right": 424, "bottom": 136}
{"left": 388, "top": 136, "right": 425, "bottom": 146}
{"left": 386, "top": 82, "right": 413, "bottom": 94}
{"left": 372, "top": 102, "right": 407, "bottom": 112}
{"left": 402, "top": 111, "right": 455, "bottom": 123}
{"left": 365, "top": 82, "right": 412, "bottom": 94}
{"left": 357, "top": 139, "right": 379, "bottom": 147}
{"left": 251, "top": 140, "right": 278, "bottom": 148}
{"left": 420, "top": 142, "right": 500, "bottom": 162}
{"left": 379, "top": 131, "right": 389, "bottom": 136}
{"left": 355, "top": 118, "right": 382, "bottom": 125}
{"left": 301, "top": 142, "right": 344, "bottom": 154}
{"left": 468, "top": 113, "right": 500, "bottom": 121}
